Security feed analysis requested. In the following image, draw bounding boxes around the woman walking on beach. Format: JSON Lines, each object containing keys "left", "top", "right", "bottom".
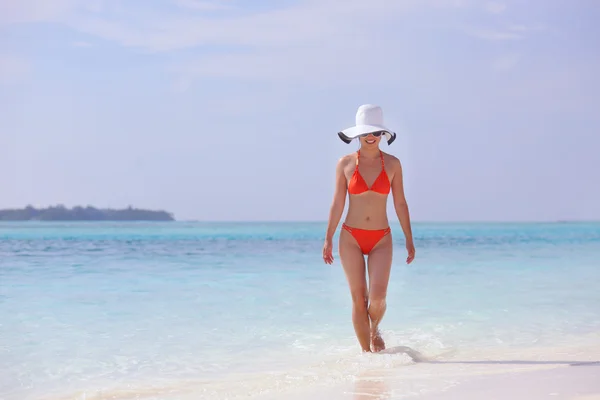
{"left": 323, "top": 104, "right": 415, "bottom": 353}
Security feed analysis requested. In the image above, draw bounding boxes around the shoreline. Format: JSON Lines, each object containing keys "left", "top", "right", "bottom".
{"left": 255, "top": 337, "right": 600, "bottom": 400}
{"left": 33, "top": 339, "right": 600, "bottom": 400}
{"left": 264, "top": 362, "right": 600, "bottom": 400}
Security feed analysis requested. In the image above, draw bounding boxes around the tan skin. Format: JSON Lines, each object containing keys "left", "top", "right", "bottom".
{"left": 322, "top": 132, "right": 415, "bottom": 353}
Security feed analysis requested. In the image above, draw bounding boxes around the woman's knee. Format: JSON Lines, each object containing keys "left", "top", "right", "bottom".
{"left": 369, "top": 283, "right": 388, "bottom": 302}
{"left": 350, "top": 289, "right": 368, "bottom": 310}
{"left": 368, "top": 297, "right": 387, "bottom": 314}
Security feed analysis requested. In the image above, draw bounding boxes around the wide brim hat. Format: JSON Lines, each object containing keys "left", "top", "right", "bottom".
{"left": 337, "top": 104, "right": 397, "bottom": 145}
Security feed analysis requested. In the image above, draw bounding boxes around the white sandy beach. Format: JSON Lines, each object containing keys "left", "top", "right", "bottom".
{"left": 41, "top": 360, "right": 600, "bottom": 400}
{"left": 270, "top": 363, "right": 600, "bottom": 400}
{"left": 254, "top": 336, "right": 600, "bottom": 400}
{"left": 418, "top": 364, "right": 600, "bottom": 400}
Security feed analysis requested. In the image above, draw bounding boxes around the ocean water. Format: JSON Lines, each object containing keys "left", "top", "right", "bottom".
{"left": 1, "top": 221, "right": 599, "bottom": 399}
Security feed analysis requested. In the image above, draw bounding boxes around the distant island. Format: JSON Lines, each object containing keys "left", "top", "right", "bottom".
{"left": 0, "top": 205, "right": 175, "bottom": 221}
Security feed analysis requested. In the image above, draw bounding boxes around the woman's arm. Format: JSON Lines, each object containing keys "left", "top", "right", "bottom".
{"left": 323, "top": 157, "right": 347, "bottom": 264}
{"left": 391, "top": 158, "right": 415, "bottom": 263}
{"left": 325, "top": 157, "right": 348, "bottom": 242}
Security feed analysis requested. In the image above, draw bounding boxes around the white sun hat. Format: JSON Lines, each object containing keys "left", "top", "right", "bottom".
{"left": 337, "top": 104, "right": 397, "bottom": 145}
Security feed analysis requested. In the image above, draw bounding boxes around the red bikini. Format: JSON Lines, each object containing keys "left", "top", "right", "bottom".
{"left": 348, "top": 150, "right": 390, "bottom": 195}
{"left": 342, "top": 150, "right": 392, "bottom": 255}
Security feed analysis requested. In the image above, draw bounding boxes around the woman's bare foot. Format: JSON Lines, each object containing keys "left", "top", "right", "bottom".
{"left": 371, "top": 330, "right": 385, "bottom": 352}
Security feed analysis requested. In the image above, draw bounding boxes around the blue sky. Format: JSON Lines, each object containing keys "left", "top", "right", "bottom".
{"left": 1, "top": 0, "right": 599, "bottom": 221}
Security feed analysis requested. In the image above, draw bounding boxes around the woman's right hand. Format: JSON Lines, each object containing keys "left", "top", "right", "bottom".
{"left": 322, "top": 239, "right": 334, "bottom": 264}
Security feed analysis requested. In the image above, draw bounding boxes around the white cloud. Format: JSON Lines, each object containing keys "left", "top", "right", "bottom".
{"left": 33, "top": 0, "right": 422, "bottom": 89}
{"left": 60, "top": 0, "right": 421, "bottom": 52}
{"left": 0, "top": 0, "right": 543, "bottom": 89}
{"left": 0, "top": 55, "right": 31, "bottom": 85}
{"left": 0, "top": 0, "right": 471, "bottom": 53}
{"left": 53, "top": 0, "right": 475, "bottom": 90}
{"left": 0, "top": 0, "right": 537, "bottom": 53}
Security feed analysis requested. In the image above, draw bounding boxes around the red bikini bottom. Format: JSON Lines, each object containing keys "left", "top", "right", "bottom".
{"left": 342, "top": 223, "right": 391, "bottom": 255}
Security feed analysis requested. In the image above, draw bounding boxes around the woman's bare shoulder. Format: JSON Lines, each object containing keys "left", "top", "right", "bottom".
{"left": 337, "top": 153, "right": 357, "bottom": 167}
{"left": 381, "top": 151, "right": 401, "bottom": 167}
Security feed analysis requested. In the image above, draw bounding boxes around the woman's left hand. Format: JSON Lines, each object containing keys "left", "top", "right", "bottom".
{"left": 406, "top": 241, "right": 415, "bottom": 264}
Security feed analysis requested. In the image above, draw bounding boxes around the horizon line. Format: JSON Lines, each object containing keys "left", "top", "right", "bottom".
{"left": 1, "top": 219, "right": 599, "bottom": 224}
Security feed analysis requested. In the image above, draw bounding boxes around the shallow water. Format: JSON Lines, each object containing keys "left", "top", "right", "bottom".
{"left": 1, "top": 221, "right": 599, "bottom": 399}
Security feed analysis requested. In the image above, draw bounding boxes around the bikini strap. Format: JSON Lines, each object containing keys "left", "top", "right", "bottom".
{"left": 356, "top": 150, "right": 360, "bottom": 169}
{"left": 380, "top": 151, "right": 385, "bottom": 168}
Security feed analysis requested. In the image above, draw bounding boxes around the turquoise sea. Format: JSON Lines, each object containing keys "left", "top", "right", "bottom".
{"left": 1, "top": 221, "right": 599, "bottom": 399}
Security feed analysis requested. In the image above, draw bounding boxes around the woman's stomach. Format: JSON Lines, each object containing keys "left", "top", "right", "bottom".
{"left": 344, "top": 194, "right": 390, "bottom": 229}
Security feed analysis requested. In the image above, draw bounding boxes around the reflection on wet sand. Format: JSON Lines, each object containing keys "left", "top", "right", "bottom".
{"left": 351, "top": 370, "right": 391, "bottom": 400}
{"left": 349, "top": 346, "right": 428, "bottom": 400}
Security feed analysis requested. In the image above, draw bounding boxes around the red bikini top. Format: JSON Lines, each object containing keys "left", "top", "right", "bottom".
{"left": 348, "top": 150, "right": 391, "bottom": 195}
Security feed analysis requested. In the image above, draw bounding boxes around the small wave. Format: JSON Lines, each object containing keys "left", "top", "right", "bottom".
{"left": 39, "top": 342, "right": 435, "bottom": 400}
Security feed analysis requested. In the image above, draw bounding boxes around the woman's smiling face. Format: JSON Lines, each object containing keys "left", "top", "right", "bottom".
{"left": 360, "top": 132, "right": 381, "bottom": 147}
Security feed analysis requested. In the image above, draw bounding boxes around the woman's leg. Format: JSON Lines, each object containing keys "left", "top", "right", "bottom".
{"left": 339, "top": 228, "right": 371, "bottom": 352}
{"left": 366, "top": 233, "right": 393, "bottom": 352}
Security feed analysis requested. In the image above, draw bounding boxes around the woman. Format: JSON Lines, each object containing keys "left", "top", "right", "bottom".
{"left": 322, "top": 104, "right": 415, "bottom": 353}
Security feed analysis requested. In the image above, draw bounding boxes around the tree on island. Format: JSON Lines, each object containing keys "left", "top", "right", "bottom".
{"left": 0, "top": 205, "right": 175, "bottom": 221}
